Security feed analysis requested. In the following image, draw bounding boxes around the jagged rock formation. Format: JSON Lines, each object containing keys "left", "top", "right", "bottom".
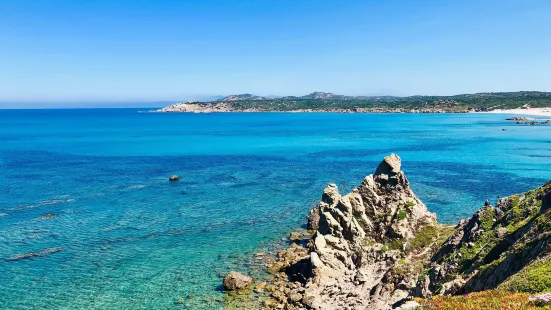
{"left": 258, "top": 155, "right": 551, "bottom": 309}
{"left": 263, "top": 154, "right": 447, "bottom": 309}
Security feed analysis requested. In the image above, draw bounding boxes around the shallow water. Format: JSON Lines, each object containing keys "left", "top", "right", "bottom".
{"left": 0, "top": 110, "right": 550, "bottom": 309}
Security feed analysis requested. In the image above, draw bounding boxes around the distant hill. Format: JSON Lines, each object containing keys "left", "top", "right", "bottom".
{"left": 296, "top": 91, "right": 349, "bottom": 100}
{"left": 160, "top": 91, "right": 551, "bottom": 113}
{"left": 217, "top": 94, "right": 273, "bottom": 101}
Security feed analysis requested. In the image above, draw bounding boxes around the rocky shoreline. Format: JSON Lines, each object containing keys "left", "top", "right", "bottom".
{"left": 505, "top": 117, "right": 551, "bottom": 126}
{"left": 154, "top": 102, "right": 551, "bottom": 118}
{"left": 154, "top": 102, "right": 467, "bottom": 114}
{"left": 224, "top": 154, "right": 551, "bottom": 309}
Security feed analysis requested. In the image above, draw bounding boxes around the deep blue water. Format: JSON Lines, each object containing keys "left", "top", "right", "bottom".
{"left": 1, "top": 109, "right": 550, "bottom": 309}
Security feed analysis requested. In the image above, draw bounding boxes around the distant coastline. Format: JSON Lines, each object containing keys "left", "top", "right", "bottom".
{"left": 154, "top": 104, "right": 468, "bottom": 114}
{"left": 154, "top": 91, "right": 551, "bottom": 114}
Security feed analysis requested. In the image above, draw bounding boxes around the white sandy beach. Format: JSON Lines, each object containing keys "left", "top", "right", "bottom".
{"left": 482, "top": 107, "right": 551, "bottom": 117}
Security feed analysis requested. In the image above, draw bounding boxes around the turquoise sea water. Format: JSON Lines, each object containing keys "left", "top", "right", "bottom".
{"left": 1, "top": 109, "right": 551, "bottom": 309}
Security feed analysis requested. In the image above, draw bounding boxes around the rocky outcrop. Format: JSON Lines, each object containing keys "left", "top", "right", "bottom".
{"left": 506, "top": 116, "right": 536, "bottom": 121}
{"left": 262, "top": 154, "right": 445, "bottom": 309}
{"left": 505, "top": 116, "right": 551, "bottom": 125}
{"left": 256, "top": 155, "right": 551, "bottom": 309}
{"left": 223, "top": 271, "right": 254, "bottom": 291}
{"left": 423, "top": 180, "right": 551, "bottom": 296}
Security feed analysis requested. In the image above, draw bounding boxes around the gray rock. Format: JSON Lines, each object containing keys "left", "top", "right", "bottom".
{"left": 289, "top": 231, "right": 304, "bottom": 241}
{"left": 375, "top": 153, "right": 401, "bottom": 176}
{"left": 223, "top": 271, "right": 253, "bottom": 291}
{"left": 270, "top": 154, "right": 438, "bottom": 309}
{"left": 321, "top": 183, "right": 340, "bottom": 205}
{"left": 496, "top": 227, "right": 508, "bottom": 238}
{"left": 307, "top": 206, "right": 320, "bottom": 230}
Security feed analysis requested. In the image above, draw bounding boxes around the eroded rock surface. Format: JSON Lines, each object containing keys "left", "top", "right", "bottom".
{"left": 263, "top": 154, "right": 442, "bottom": 309}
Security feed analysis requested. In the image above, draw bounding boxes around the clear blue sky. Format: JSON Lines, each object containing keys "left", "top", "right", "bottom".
{"left": 1, "top": 0, "right": 551, "bottom": 107}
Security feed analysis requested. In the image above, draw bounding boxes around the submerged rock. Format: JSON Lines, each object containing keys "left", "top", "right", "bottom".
{"left": 5, "top": 247, "right": 63, "bottom": 262}
{"left": 223, "top": 271, "right": 253, "bottom": 291}
{"left": 38, "top": 213, "right": 55, "bottom": 220}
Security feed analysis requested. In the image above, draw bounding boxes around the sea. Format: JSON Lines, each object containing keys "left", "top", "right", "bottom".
{"left": 1, "top": 109, "right": 550, "bottom": 309}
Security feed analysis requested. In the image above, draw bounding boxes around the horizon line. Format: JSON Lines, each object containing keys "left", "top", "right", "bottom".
{"left": 2, "top": 89, "right": 549, "bottom": 104}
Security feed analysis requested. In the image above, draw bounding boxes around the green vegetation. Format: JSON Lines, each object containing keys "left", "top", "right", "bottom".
{"left": 479, "top": 206, "right": 496, "bottom": 231}
{"left": 536, "top": 210, "right": 551, "bottom": 231}
{"left": 432, "top": 180, "right": 551, "bottom": 294}
{"left": 188, "top": 91, "right": 551, "bottom": 112}
{"left": 453, "top": 208, "right": 501, "bottom": 272}
{"left": 363, "top": 237, "right": 376, "bottom": 247}
{"left": 416, "top": 290, "right": 551, "bottom": 310}
{"left": 385, "top": 237, "right": 405, "bottom": 251}
{"left": 500, "top": 257, "right": 551, "bottom": 293}
{"left": 393, "top": 258, "right": 425, "bottom": 277}
{"left": 397, "top": 210, "right": 407, "bottom": 220}
{"left": 393, "top": 258, "right": 408, "bottom": 274}
{"left": 375, "top": 212, "right": 390, "bottom": 223}
{"left": 408, "top": 225, "right": 439, "bottom": 252}
{"left": 436, "top": 225, "right": 456, "bottom": 245}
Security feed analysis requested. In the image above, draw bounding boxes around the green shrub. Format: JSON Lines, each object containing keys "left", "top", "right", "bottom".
{"left": 397, "top": 210, "right": 407, "bottom": 220}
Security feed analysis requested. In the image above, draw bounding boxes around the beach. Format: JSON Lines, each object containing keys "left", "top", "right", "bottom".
{"left": 482, "top": 107, "right": 551, "bottom": 117}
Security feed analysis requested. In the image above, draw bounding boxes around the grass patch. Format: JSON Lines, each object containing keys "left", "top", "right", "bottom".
{"left": 536, "top": 209, "right": 551, "bottom": 231}
{"left": 479, "top": 257, "right": 505, "bottom": 275}
{"left": 500, "top": 257, "right": 551, "bottom": 293}
{"left": 479, "top": 206, "right": 496, "bottom": 231}
{"left": 416, "top": 290, "right": 551, "bottom": 310}
{"left": 393, "top": 258, "right": 409, "bottom": 275}
{"left": 436, "top": 225, "right": 456, "bottom": 246}
{"left": 408, "top": 225, "right": 439, "bottom": 252}
{"left": 363, "top": 237, "right": 376, "bottom": 247}
{"left": 385, "top": 238, "right": 405, "bottom": 251}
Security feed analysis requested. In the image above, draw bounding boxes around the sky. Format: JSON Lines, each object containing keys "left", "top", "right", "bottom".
{"left": 1, "top": 0, "right": 551, "bottom": 107}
